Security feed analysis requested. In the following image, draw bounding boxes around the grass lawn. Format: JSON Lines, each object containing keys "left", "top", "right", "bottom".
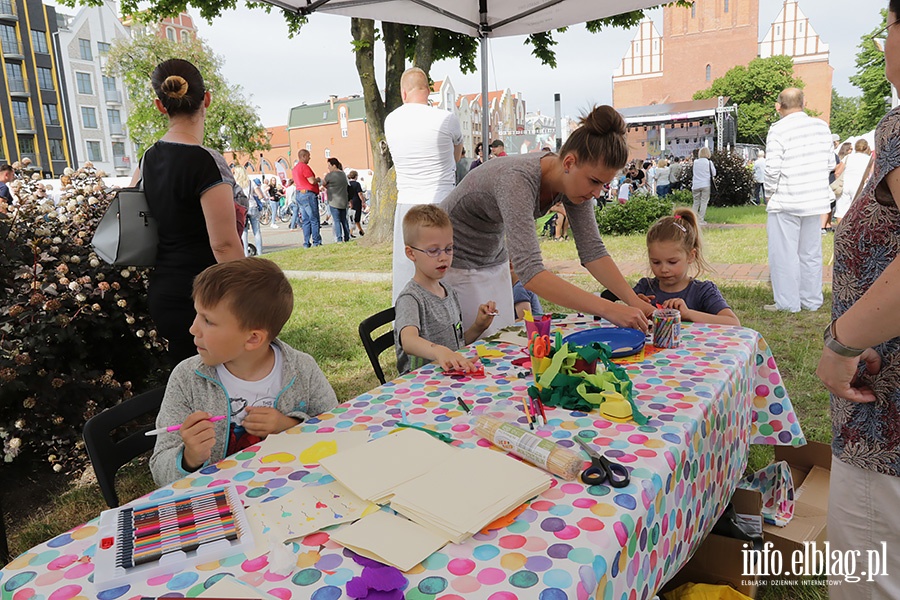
{"left": 7, "top": 270, "right": 831, "bottom": 598}
{"left": 268, "top": 205, "right": 833, "bottom": 272}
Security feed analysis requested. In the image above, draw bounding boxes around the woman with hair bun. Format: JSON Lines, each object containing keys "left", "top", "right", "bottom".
{"left": 440, "top": 105, "right": 653, "bottom": 336}
{"left": 133, "top": 58, "right": 245, "bottom": 366}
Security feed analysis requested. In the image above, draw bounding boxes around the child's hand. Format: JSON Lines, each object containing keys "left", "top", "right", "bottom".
{"left": 637, "top": 293, "right": 655, "bottom": 305}
{"left": 181, "top": 411, "right": 217, "bottom": 471}
{"left": 435, "top": 346, "right": 476, "bottom": 372}
{"left": 662, "top": 298, "right": 691, "bottom": 318}
{"left": 474, "top": 301, "right": 497, "bottom": 329}
{"left": 243, "top": 407, "right": 300, "bottom": 437}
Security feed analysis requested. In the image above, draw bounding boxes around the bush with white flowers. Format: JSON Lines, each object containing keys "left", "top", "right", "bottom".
{"left": 0, "top": 164, "right": 168, "bottom": 471}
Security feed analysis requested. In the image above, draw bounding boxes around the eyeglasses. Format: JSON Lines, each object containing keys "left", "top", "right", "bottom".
{"left": 409, "top": 245, "right": 455, "bottom": 258}
{"left": 871, "top": 18, "right": 900, "bottom": 40}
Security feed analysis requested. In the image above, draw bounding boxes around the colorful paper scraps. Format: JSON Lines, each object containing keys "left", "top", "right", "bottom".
{"left": 346, "top": 552, "right": 408, "bottom": 600}
{"left": 524, "top": 310, "right": 552, "bottom": 340}
{"left": 476, "top": 346, "right": 504, "bottom": 359}
{"left": 254, "top": 430, "right": 370, "bottom": 465}
{"left": 479, "top": 502, "right": 529, "bottom": 534}
{"left": 245, "top": 481, "right": 376, "bottom": 553}
{"left": 527, "top": 340, "right": 649, "bottom": 425}
{"left": 442, "top": 361, "right": 485, "bottom": 377}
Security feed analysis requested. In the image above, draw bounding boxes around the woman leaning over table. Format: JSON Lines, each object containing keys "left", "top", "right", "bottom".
{"left": 440, "top": 105, "right": 653, "bottom": 338}
{"left": 132, "top": 58, "right": 244, "bottom": 366}
{"left": 816, "top": 3, "right": 900, "bottom": 597}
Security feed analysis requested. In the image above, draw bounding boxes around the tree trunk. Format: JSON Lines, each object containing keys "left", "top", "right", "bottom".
{"left": 352, "top": 18, "right": 396, "bottom": 244}
{"left": 413, "top": 26, "right": 435, "bottom": 75}
{"left": 383, "top": 22, "right": 405, "bottom": 115}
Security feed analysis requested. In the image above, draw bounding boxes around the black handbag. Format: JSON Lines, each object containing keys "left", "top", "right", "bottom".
{"left": 92, "top": 165, "right": 158, "bottom": 266}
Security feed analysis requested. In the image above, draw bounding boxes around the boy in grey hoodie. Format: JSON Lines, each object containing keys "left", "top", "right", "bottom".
{"left": 150, "top": 258, "right": 337, "bottom": 486}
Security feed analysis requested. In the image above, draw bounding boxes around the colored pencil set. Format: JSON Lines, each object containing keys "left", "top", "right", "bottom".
{"left": 116, "top": 488, "right": 241, "bottom": 568}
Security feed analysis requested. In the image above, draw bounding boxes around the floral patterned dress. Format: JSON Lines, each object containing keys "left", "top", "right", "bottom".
{"left": 831, "top": 107, "right": 900, "bottom": 475}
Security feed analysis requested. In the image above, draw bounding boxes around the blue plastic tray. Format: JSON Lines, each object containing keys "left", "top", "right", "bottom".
{"left": 561, "top": 327, "right": 646, "bottom": 358}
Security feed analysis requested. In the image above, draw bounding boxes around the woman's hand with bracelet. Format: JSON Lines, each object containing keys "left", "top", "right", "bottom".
{"left": 817, "top": 318, "right": 881, "bottom": 403}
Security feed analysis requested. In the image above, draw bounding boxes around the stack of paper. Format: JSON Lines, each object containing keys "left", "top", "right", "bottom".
{"left": 389, "top": 446, "right": 552, "bottom": 543}
{"left": 330, "top": 510, "right": 450, "bottom": 572}
{"left": 320, "top": 429, "right": 459, "bottom": 504}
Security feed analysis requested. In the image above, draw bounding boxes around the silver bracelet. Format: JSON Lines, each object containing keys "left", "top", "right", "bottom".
{"left": 823, "top": 319, "right": 865, "bottom": 358}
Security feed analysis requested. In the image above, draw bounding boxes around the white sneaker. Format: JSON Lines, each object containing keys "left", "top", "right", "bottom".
{"left": 270, "top": 224, "right": 279, "bottom": 229}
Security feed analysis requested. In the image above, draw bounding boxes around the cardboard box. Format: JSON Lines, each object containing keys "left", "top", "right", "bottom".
{"left": 660, "top": 488, "right": 761, "bottom": 599}
{"left": 762, "top": 442, "right": 832, "bottom": 558}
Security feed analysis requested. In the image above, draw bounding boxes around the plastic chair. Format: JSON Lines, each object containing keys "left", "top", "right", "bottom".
{"left": 82, "top": 386, "right": 165, "bottom": 508}
{"left": 358, "top": 307, "right": 396, "bottom": 385}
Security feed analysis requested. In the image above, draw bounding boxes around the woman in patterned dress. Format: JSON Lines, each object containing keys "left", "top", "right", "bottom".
{"left": 816, "top": 3, "right": 900, "bottom": 597}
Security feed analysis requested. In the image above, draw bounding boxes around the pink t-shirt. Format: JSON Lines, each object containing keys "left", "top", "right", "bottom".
{"left": 293, "top": 162, "right": 319, "bottom": 194}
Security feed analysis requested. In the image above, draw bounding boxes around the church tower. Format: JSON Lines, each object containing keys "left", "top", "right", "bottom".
{"left": 614, "top": 0, "right": 760, "bottom": 108}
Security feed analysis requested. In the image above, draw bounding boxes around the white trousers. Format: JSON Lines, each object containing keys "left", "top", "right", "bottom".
{"left": 766, "top": 211, "right": 823, "bottom": 312}
{"left": 828, "top": 458, "right": 900, "bottom": 600}
{"left": 444, "top": 263, "right": 514, "bottom": 339}
{"left": 392, "top": 203, "right": 421, "bottom": 304}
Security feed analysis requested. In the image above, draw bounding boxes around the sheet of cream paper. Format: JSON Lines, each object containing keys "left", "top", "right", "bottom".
{"left": 245, "top": 481, "right": 376, "bottom": 554}
{"left": 253, "top": 430, "right": 370, "bottom": 465}
{"left": 330, "top": 509, "right": 450, "bottom": 572}
{"left": 390, "top": 447, "right": 552, "bottom": 541}
{"left": 194, "top": 574, "right": 279, "bottom": 599}
{"left": 319, "top": 429, "right": 459, "bottom": 503}
{"left": 493, "top": 330, "right": 529, "bottom": 347}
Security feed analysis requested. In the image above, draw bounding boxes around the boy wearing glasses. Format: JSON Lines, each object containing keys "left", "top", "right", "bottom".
{"left": 394, "top": 205, "right": 496, "bottom": 374}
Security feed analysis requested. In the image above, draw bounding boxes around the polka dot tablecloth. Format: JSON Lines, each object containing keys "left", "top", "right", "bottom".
{"left": 0, "top": 317, "right": 805, "bottom": 600}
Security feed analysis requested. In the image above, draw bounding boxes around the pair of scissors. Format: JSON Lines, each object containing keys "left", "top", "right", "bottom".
{"left": 574, "top": 437, "right": 630, "bottom": 488}
{"left": 529, "top": 334, "right": 551, "bottom": 358}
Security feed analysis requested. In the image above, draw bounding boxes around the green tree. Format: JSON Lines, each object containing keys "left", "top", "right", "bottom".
{"left": 849, "top": 9, "right": 890, "bottom": 132}
{"left": 70, "top": 0, "right": 688, "bottom": 240}
{"left": 829, "top": 88, "right": 864, "bottom": 141}
{"left": 693, "top": 55, "right": 803, "bottom": 145}
{"left": 105, "top": 33, "right": 269, "bottom": 157}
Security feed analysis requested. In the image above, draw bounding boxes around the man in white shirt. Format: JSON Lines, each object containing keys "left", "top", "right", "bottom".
{"left": 385, "top": 67, "right": 464, "bottom": 302}
{"left": 752, "top": 151, "right": 766, "bottom": 205}
{"left": 763, "top": 88, "right": 835, "bottom": 313}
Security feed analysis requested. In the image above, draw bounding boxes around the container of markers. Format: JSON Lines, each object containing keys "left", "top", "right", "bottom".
{"left": 652, "top": 308, "right": 681, "bottom": 348}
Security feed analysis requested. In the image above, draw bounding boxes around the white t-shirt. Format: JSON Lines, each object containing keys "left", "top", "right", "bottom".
{"left": 216, "top": 344, "right": 284, "bottom": 427}
{"left": 384, "top": 103, "right": 463, "bottom": 205}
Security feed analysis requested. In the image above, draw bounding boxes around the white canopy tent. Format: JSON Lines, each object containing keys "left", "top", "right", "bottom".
{"left": 257, "top": 0, "right": 665, "bottom": 145}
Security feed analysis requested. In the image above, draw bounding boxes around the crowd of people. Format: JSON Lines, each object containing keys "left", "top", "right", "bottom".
{"left": 6, "top": 5, "right": 900, "bottom": 591}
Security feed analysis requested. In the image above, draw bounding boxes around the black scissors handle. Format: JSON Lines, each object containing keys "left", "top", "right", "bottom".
{"left": 581, "top": 456, "right": 630, "bottom": 488}
{"left": 575, "top": 437, "right": 631, "bottom": 488}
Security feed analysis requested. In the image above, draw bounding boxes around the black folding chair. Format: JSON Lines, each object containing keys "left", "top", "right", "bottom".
{"left": 358, "top": 307, "right": 396, "bottom": 385}
{"left": 83, "top": 386, "right": 165, "bottom": 508}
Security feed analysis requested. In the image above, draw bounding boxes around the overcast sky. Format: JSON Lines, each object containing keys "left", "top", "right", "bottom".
{"left": 59, "top": 1, "right": 889, "bottom": 125}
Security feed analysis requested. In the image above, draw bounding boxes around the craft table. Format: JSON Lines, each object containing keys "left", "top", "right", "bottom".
{"left": 0, "top": 316, "right": 805, "bottom": 600}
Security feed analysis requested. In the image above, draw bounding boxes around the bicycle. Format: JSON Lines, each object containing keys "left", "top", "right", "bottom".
{"left": 258, "top": 199, "right": 291, "bottom": 226}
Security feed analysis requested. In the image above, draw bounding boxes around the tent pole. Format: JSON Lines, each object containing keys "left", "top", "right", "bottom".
{"left": 480, "top": 35, "right": 490, "bottom": 153}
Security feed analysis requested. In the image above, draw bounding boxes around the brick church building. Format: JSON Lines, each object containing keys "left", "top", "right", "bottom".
{"left": 612, "top": 0, "right": 832, "bottom": 158}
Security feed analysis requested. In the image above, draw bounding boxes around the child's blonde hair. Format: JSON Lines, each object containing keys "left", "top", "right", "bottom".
{"left": 646, "top": 207, "right": 711, "bottom": 276}
{"left": 402, "top": 204, "right": 452, "bottom": 246}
